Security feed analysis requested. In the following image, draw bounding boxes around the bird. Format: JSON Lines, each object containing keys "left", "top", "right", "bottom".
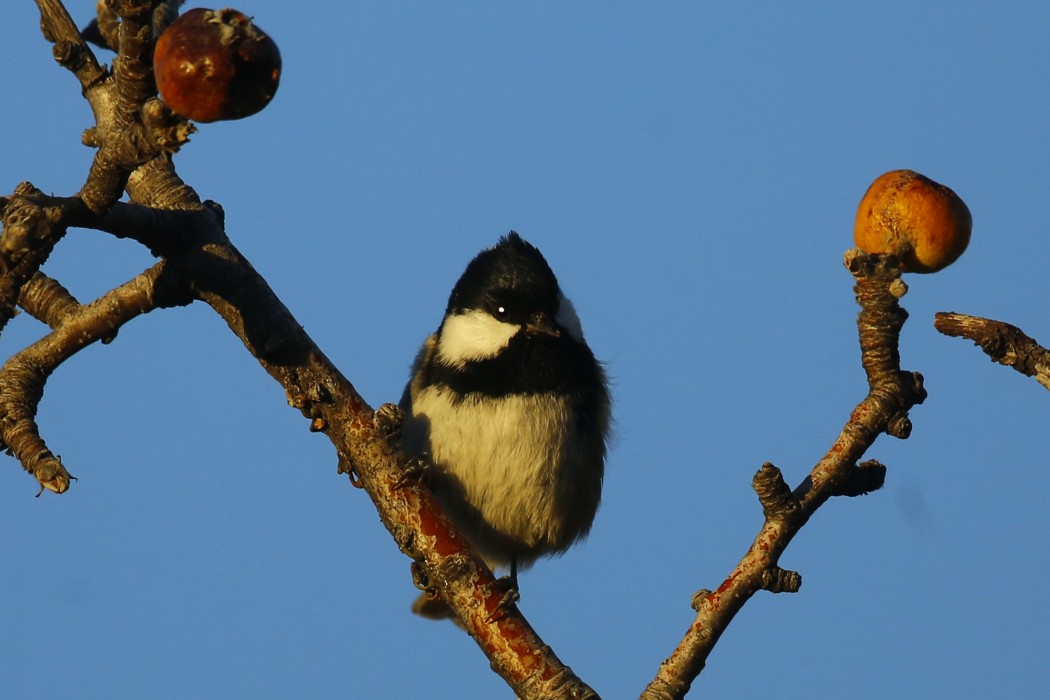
{"left": 399, "top": 232, "right": 611, "bottom": 619}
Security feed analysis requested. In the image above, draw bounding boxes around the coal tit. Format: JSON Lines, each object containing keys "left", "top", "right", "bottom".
{"left": 400, "top": 232, "right": 610, "bottom": 618}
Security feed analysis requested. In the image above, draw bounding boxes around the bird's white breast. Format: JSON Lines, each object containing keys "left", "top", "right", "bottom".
{"left": 406, "top": 385, "right": 592, "bottom": 566}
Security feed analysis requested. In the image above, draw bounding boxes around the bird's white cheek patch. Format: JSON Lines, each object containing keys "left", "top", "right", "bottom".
{"left": 555, "top": 293, "right": 585, "bottom": 342}
{"left": 437, "top": 310, "right": 519, "bottom": 367}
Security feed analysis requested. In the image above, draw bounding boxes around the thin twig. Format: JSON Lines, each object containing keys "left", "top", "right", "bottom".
{"left": 935, "top": 312, "right": 1050, "bottom": 390}
{"left": 0, "top": 261, "right": 191, "bottom": 494}
{"left": 36, "top": 0, "right": 107, "bottom": 91}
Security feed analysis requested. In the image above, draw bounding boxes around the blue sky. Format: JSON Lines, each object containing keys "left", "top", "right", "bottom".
{"left": 2, "top": 2, "right": 1049, "bottom": 698}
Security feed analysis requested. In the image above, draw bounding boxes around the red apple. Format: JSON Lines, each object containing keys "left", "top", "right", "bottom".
{"left": 154, "top": 8, "right": 281, "bottom": 123}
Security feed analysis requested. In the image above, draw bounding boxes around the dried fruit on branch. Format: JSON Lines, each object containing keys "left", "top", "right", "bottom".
{"left": 154, "top": 8, "right": 281, "bottom": 123}
{"left": 853, "top": 169, "right": 971, "bottom": 273}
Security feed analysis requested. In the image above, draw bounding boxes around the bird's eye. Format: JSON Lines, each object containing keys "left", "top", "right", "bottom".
{"left": 489, "top": 301, "right": 512, "bottom": 321}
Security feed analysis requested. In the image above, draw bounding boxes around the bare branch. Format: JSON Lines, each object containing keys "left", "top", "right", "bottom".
{"left": 640, "top": 250, "right": 926, "bottom": 699}
{"left": 38, "top": 0, "right": 194, "bottom": 214}
{"left": 753, "top": 462, "right": 800, "bottom": 522}
{"left": 0, "top": 261, "right": 191, "bottom": 494}
{"left": 76, "top": 0, "right": 160, "bottom": 212}
{"left": 0, "top": 183, "right": 69, "bottom": 333}
{"left": 112, "top": 0, "right": 159, "bottom": 115}
{"left": 0, "top": 188, "right": 195, "bottom": 342}
{"left": 18, "top": 273, "right": 83, "bottom": 329}
{"left": 1, "top": 190, "right": 202, "bottom": 258}
{"left": 934, "top": 312, "right": 1050, "bottom": 390}
{"left": 125, "top": 156, "right": 202, "bottom": 211}
{"left": 37, "top": 0, "right": 107, "bottom": 90}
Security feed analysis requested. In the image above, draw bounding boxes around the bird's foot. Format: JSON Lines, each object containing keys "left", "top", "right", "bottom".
{"left": 485, "top": 574, "right": 521, "bottom": 622}
{"left": 394, "top": 452, "right": 432, "bottom": 489}
{"left": 373, "top": 403, "right": 403, "bottom": 443}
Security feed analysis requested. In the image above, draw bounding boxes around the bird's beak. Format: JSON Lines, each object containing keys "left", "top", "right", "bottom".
{"left": 525, "top": 312, "right": 561, "bottom": 338}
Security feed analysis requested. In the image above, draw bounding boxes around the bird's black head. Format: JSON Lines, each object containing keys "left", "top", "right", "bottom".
{"left": 446, "top": 232, "right": 561, "bottom": 324}
{"left": 431, "top": 232, "right": 597, "bottom": 396}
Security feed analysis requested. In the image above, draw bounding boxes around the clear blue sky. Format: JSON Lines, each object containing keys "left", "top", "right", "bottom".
{"left": 2, "top": 2, "right": 1048, "bottom": 698}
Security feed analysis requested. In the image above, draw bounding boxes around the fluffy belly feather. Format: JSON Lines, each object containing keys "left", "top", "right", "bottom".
{"left": 405, "top": 386, "right": 600, "bottom": 568}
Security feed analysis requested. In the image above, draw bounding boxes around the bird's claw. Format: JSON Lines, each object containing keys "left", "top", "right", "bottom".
{"left": 485, "top": 575, "right": 521, "bottom": 622}
{"left": 395, "top": 453, "right": 432, "bottom": 489}
{"left": 373, "top": 403, "right": 403, "bottom": 443}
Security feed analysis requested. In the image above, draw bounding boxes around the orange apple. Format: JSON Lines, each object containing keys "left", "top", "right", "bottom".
{"left": 853, "top": 170, "right": 971, "bottom": 273}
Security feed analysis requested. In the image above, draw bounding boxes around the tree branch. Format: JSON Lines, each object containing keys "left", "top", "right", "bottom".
{"left": 0, "top": 260, "right": 192, "bottom": 494}
{"left": 37, "top": 0, "right": 194, "bottom": 215}
{"left": 934, "top": 312, "right": 1050, "bottom": 390}
{"left": 37, "top": 0, "right": 107, "bottom": 91}
{"left": 18, "top": 273, "right": 83, "bottom": 330}
{"left": 640, "top": 251, "right": 926, "bottom": 699}
{"left": 0, "top": 183, "right": 70, "bottom": 333}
